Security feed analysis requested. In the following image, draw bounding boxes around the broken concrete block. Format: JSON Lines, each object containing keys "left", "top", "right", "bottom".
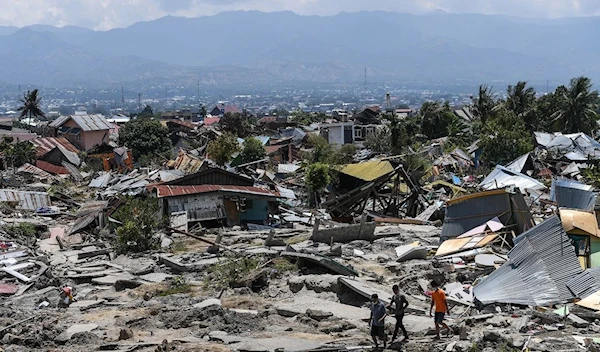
{"left": 306, "top": 309, "right": 333, "bottom": 322}
{"left": 139, "top": 273, "right": 173, "bottom": 283}
{"left": 69, "top": 299, "right": 106, "bottom": 311}
{"left": 118, "top": 328, "right": 134, "bottom": 341}
{"left": 114, "top": 279, "right": 142, "bottom": 292}
{"left": 55, "top": 323, "right": 98, "bottom": 343}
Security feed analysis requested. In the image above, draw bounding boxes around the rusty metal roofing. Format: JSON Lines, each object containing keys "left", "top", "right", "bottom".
{"left": 340, "top": 160, "right": 395, "bottom": 182}
{"left": 154, "top": 185, "right": 279, "bottom": 198}
{"left": 167, "top": 150, "right": 205, "bottom": 174}
{"left": 49, "top": 114, "right": 113, "bottom": 131}
{"left": 35, "top": 160, "right": 70, "bottom": 175}
{"left": 17, "top": 163, "right": 55, "bottom": 180}
{"left": 31, "top": 137, "right": 79, "bottom": 155}
{"left": 0, "top": 189, "right": 51, "bottom": 210}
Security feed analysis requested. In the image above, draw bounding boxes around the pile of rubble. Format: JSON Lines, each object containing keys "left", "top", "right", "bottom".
{"left": 6, "top": 123, "right": 600, "bottom": 352}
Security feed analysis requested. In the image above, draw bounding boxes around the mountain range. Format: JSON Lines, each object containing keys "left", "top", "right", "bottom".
{"left": 0, "top": 11, "right": 599, "bottom": 88}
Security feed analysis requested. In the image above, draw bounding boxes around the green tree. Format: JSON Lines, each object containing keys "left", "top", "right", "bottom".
{"left": 290, "top": 111, "right": 327, "bottom": 126}
{"left": 113, "top": 197, "right": 163, "bottom": 254}
{"left": 305, "top": 163, "right": 331, "bottom": 207}
{"left": 304, "top": 135, "right": 332, "bottom": 164}
{"left": 480, "top": 109, "right": 533, "bottom": 165}
{"left": 240, "top": 137, "right": 266, "bottom": 164}
{"left": 119, "top": 118, "right": 172, "bottom": 159}
{"left": 504, "top": 81, "right": 538, "bottom": 132}
{"left": 471, "top": 85, "right": 496, "bottom": 126}
{"left": 419, "top": 102, "right": 455, "bottom": 140}
{"left": 200, "top": 105, "right": 207, "bottom": 118}
{"left": 553, "top": 76, "right": 600, "bottom": 135}
{"left": 0, "top": 138, "right": 35, "bottom": 169}
{"left": 536, "top": 87, "right": 568, "bottom": 132}
{"left": 446, "top": 115, "right": 472, "bottom": 149}
{"left": 220, "top": 112, "right": 252, "bottom": 138}
{"left": 364, "top": 127, "right": 391, "bottom": 153}
{"left": 388, "top": 114, "right": 423, "bottom": 154}
{"left": 207, "top": 132, "right": 241, "bottom": 166}
{"left": 138, "top": 105, "right": 154, "bottom": 119}
{"left": 328, "top": 144, "right": 356, "bottom": 165}
{"left": 17, "top": 89, "right": 45, "bottom": 131}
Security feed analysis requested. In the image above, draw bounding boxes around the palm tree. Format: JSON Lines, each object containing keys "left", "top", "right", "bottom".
{"left": 471, "top": 84, "right": 496, "bottom": 126}
{"left": 553, "top": 76, "right": 600, "bottom": 135}
{"left": 17, "top": 89, "right": 45, "bottom": 132}
{"left": 506, "top": 81, "right": 536, "bottom": 117}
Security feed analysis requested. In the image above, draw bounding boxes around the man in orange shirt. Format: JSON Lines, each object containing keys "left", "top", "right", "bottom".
{"left": 429, "top": 281, "right": 452, "bottom": 339}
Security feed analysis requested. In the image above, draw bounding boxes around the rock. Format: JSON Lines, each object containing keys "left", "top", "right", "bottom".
{"left": 161, "top": 237, "right": 173, "bottom": 248}
{"left": 287, "top": 276, "right": 305, "bottom": 293}
{"left": 208, "top": 330, "right": 228, "bottom": 342}
{"left": 318, "top": 320, "right": 356, "bottom": 333}
{"left": 306, "top": 309, "right": 333, "bottom": 322}
{"left": 276, "top": 308, "right": 301, "bottom": 317}
{"left": 483, "top": 331, "right": 506, "bottom": 343}
{"left": 303, "top": 274, "right": 340, "bottom": 293}
{"left": 119, "top": 328, "right": 134, "bottom": 341}
{"left": 114, "top": 279, "right": 142, "bottom": 292}
{"left": 2, "top": 333, "right": 22, "bottom": 344}
{"left": 454, "top": 341, "right": 474, "bottom": 352}
{"left": 330, "top": 244, "right": 342, "bottom": 256}
{"left": 193, "top": 298, "right": 222, "bottom": 309}
{"left": 458, "top": 323, "right": 468, "bottom": 340}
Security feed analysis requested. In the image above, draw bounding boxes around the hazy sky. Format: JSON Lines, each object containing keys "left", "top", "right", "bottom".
{"left": 1, "top": 0, "right": 599, "bottom": 30}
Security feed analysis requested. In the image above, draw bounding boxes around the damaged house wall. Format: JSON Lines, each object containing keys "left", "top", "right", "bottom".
{"left": 441, "top": 188, "right": 534, "bottom": 242}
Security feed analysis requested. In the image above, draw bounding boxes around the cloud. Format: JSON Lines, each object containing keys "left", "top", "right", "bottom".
{"left": 0, "top": 0, "right": 598, "bottom": 30}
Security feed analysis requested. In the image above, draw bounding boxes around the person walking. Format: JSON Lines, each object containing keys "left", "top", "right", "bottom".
{"left": 369, "top": 294, "right": 387, "bottom": 350}
{"left": 429, "top": 281, "right": 452, "bottom": 339}
{"left": 388, "top": 284, "right": 409, "bottom": 342}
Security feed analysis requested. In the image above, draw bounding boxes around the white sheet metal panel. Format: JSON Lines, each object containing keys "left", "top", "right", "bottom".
{"left": 479, "top": 165, "right": 545, "bottom": 192}
{"left": 0, "top": 190, "right": 51, "bottom": 210}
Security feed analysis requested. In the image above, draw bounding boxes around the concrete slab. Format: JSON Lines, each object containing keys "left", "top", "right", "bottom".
{"left": 229, "top": 336, "right": 325, "bottom": 352}
{"left": 276, "top": 296, "right": 365, "bottom": 322}
{"left": 139, "top": 273, "right": 173, "bottom": 283}
{"left": 193, "top": 298, "right": 222, "bottom": 309}
{"left": 69, "top": 299, "right": 106, "bottom": 310}
{"left": 55, "top": 323, "right": 98, "bottom": 342}
{"left": 91, "top": 274, "right": 134, "bottom": 285}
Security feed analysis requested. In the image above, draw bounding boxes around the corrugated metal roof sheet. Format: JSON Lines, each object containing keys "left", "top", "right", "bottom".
{"left": 69, "top": 201, "right": 108, "bottom": 235}
{"left": 506, "top": 153, "right": 531, "bottom": 173}
{"left": 154, "top": 185, "right": 279, "bottom": 198}
{"left": 0, "top": 189, "right": 51, "bottom": 210}
{"left": 441, "top": 188, "right": 534, "bottom": 241}
{"left": 31, "top": 137, "right": 79, "bottom": 157}
{"left": 49, "top": 114, "right": 113, "bottom": 131}
{"left": 277, "top": 163, "right": 301, "bottom": 174}
{"left": 88, "top": 173, "right": 112, "bottom": 188}
{"left": 551, "top": 178, "right": 596, "bottom": 211}
{"left": 17, "top": 163, "right": 55, "bottom": 180}
{"left": 340, "top": 160, "right": 395, "bottom": 182}
{"left": 276, "top": 186, "right": 296, "bottom": 200}
{"left": 473, "top": 215, "right": 582, "bottom": 306}
{"left": 479, "top": 165, "right": 546, "bottom": 192}
{"left": 35, "top": 160, "right": 69, "bottom": 175}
